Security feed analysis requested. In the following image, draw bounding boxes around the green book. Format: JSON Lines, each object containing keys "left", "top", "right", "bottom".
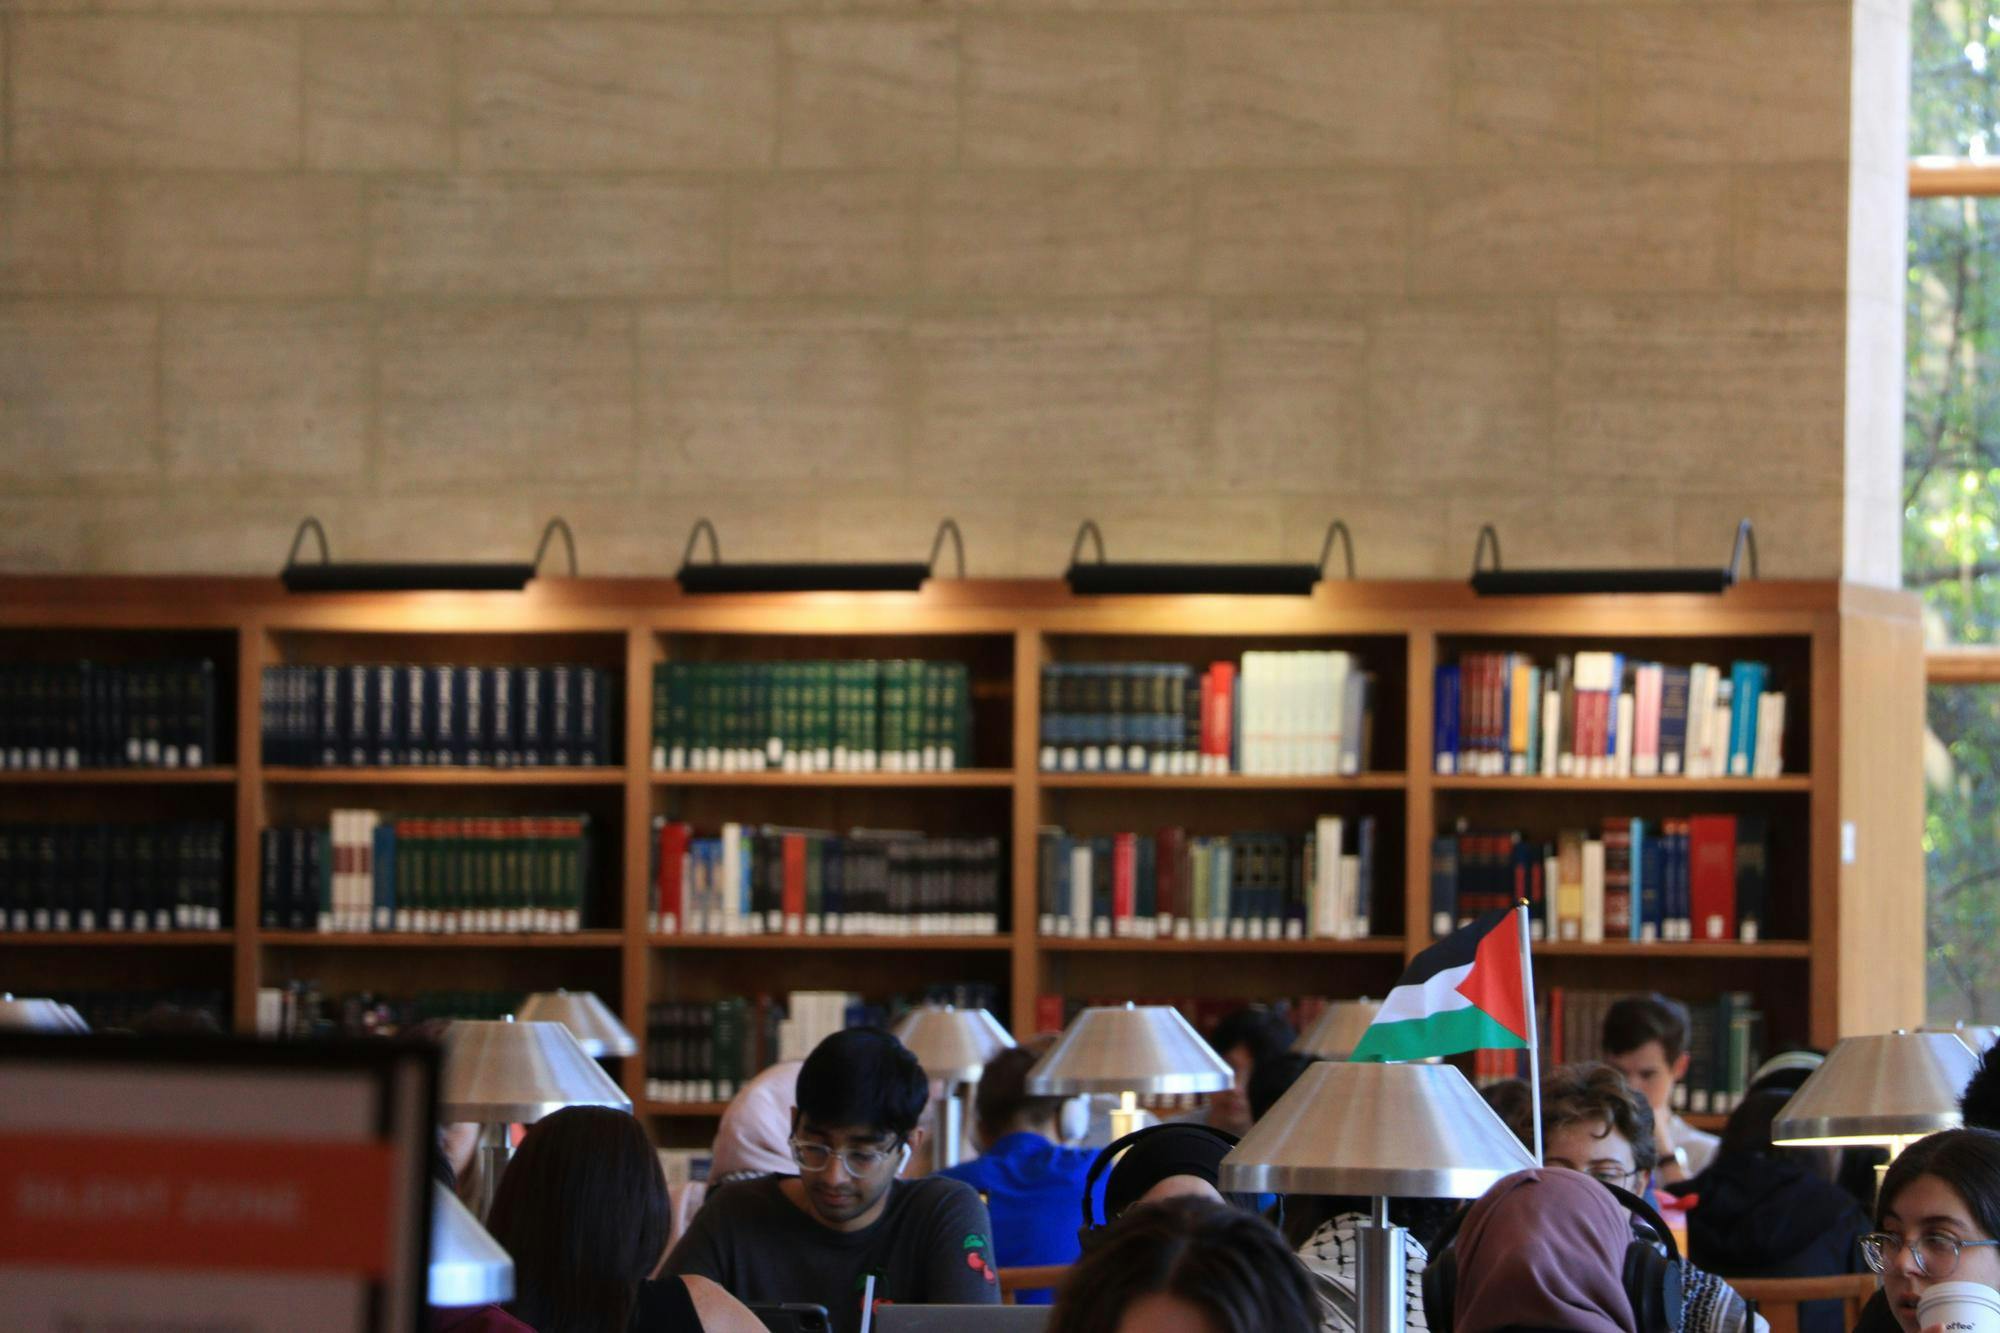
{"left": 880, "top": 660, "right": 907, "bottom": 770}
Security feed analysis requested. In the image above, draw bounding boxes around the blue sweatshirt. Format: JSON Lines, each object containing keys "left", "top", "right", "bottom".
{"left": 939, "top": 1132, "right": 1099, "bottom": 1304}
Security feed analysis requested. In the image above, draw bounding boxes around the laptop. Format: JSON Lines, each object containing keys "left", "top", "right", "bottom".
{"left": 872, "top": 1307, "right": 1050, "bottom": 1332}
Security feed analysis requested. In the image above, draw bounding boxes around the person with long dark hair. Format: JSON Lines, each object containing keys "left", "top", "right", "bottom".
{"left": 1863, "top": 1128, "right": 2000, "bottom": 1333}
{"left": 483, "top": 1105, "right": 762, "bottom": 1333}
{"left": 1047, "top": 1196, "right": 1320, "bottom": 1333}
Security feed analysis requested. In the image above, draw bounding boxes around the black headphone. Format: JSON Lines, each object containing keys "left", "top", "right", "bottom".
{"left": 1422, "top": 1181, "right": 1685, "bottom": 1333}
{"left": 1078, "top": 1121, "right": 1241, "bottom": 1250}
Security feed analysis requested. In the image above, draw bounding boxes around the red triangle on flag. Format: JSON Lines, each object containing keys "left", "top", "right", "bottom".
{"left": 1454, "top": 912, "right": 1528, "bottom": 1041}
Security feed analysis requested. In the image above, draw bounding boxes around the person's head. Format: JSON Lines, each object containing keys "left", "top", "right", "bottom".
{"left": 1206, "top": 1008, "right": 1296, "bottom": 1135}
{"left": 1451, "top": 1168, "right": 1645, "bottom": 1333}
{"left": 710, "top": 1060, "right": 802, "bottom": 1188}
{"left": 1532, "top": 1063, "right": 1658, "bottom": 1194}
{"left": 1103, "top": 1124, "right": 1245, "bottom": 1221}
{"left": 1601, "top": 994, "right": 1692, "bottom": 1117}
{"left": 790, "top": 1027, "right": 927, "bottom": 1230}
{"left": 484, "top": 1106, "right": 667, "bottom": 1333}
{"left": 1248, "top": 1052, "right": 1317, "bottom": 1124}
{"left": 1049, "top": 1196, "right": 1320, "bottom": 1333}
{"left": 1869, "top": 1128, "right": 2000, "bottom": 1333}
{"left": 973, "top": 1040, "right": 1064, "bottom": 1147}
{"left": 1962, "top": 1045, "right": 2000, "bottom": 1132}
{"left": 1479, "top": 1077, "right": 1533, "bottom": 1131}
{"left": 1717, "top": 1087, "right": 1839, "bottom": 1181}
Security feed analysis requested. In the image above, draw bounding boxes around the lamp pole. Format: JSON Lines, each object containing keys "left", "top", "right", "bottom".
{"left": 1356, "top": 1195, "right": 1409, "bottom": 1333}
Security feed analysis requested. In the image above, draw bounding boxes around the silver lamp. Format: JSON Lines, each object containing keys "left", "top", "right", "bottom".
{"left": 1773, "top": 1029, "right": 1981, "bottom": 1164}
{"left": 429, "top": 1181, "right": 514, "bottom": 1308}
{"left": 1026, "top": 1003, "right": 1233, "bottom": 1137}
{"left": 515, "top": 989, "right": 638, "bottom": 1059}
{"left": 1220, "top": 1060, "right": 1537, "bottom": 1333}
{"left": 1923, "top": 1023, "right": 2000, "bottom": 1056}
{"left": 1294, "top": 999, "right": 1381, "bottom": 1060}
{"left": 892, "top": 1005, "right": 1014, "bottom": 1168}
{"left": 442, "top": 1017, "right": 632, "bottom": 1216}
{"left": 0, "top": 994, "right": 90, "bottom": 1032}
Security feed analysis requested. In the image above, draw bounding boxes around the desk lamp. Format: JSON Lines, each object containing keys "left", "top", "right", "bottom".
{"left": 1025, "top": 1003, "right": 1232, "bottom": 1137}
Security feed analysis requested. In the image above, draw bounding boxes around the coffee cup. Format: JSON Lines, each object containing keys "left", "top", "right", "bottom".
{"left": 1918, "top": 1280, "right": 2000, "bottom": 1333}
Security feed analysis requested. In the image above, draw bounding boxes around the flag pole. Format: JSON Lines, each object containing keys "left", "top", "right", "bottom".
{"left": 1517, "top": 899, "right": 1542, "bottom": 1165}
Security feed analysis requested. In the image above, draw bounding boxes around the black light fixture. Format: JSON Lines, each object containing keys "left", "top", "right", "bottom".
{"left": 675, "top": 517, "right": 964, "bottom": 594}
{"left": 280, "top": 517, "right": 577, "bottom": 593}
{"left": 1468, "top": 518, "right": 1757, "bottom": 596}
{"left": 1062, "top": 519, "right": 1354, "bottom": 596}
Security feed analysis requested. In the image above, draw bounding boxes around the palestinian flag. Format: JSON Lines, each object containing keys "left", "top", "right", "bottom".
{"left": 1349, "top": 907, "right": 1530, "bottom": 1063}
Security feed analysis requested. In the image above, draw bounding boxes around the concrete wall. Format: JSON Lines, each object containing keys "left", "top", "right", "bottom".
{"left": 0, "top": 2, "right": 1901, "bottom": 582}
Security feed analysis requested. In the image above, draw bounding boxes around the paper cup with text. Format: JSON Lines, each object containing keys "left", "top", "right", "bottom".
{"left": 1919, "top": 1280, "right": 2000, "bottom": 1333}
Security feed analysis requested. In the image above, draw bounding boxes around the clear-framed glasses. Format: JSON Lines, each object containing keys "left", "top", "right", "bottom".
{"left": 790, "top": 1138, "right": 900, "bottom": 1177}
{"left": 1860, "top": 1231, "right": 2000, "bottom": 1278}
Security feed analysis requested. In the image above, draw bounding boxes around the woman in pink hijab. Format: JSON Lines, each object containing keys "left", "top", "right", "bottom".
{"left": 710, "top": 1060, "right": 804, "bottom": 1188}
{"left": 1452, "top": 1168, "right": 1653, "bottom": 1333}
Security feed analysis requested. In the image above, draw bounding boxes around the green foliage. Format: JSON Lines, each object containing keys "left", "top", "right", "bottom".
{"left": 1910, "top": 0, "right": 2000, "bottom": 1020}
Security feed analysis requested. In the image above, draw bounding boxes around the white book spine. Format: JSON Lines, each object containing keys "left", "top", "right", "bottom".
{"left": 1615, "top": 693, "right": 1635, "bottom": 779}
{"left": 1755, "top": 692, "right": 1786, "bottom": 777}
{"left": 1582, "top": 839, "right": 1605, "bottom": 944}
{"left": 1070, "top": 846, "right": 1092, "bottom": 938}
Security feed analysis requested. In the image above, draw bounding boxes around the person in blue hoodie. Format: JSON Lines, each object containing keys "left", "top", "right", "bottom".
{"left": 938, "top": 1040, "right": 1098, "bottom": 1304}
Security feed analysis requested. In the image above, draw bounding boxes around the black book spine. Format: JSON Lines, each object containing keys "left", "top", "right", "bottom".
{"left": 375, "top": 664, "right": 399, "bottom": 767}
{"left": 462, "top": 666, "right": 485, "bottom": 767}
{"left": 519, "top": 666, "right": 544, "bottom": 767}
{"left": 433, "top": 665, "right": 457, "bottom": 765}
{"left": 405, "top": 664, "right": 427, "bottom": 767}
{"left": 551, "top": 664, "right": 575, "bottom": 766}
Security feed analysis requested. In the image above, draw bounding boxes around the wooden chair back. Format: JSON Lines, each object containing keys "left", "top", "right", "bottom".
{"left": 998, "top": 1264, "right": 1070, "bottom": 1305}
{"left": 1725, "top": 1273, "right": 1877, "bottom": 1333}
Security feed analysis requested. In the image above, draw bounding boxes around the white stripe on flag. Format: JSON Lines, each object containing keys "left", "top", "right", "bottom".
{"left": 1372, "top": 962, "right": 1476, "bottom": 1025}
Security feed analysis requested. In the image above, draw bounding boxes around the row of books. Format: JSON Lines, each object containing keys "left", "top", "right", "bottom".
{"left": 1433, "top": 815, "right": 1770, "bottom": 944}
{"left": 1039, "top": 654, "right": 1374, "bottom": 777}
{"left": 1434, "top": 653, "right": 1787, "bottom": 780}
{"left": 0, "top": 822, "right": 229, "bottom": 932}
{"left": 648, "top": 820, "right": 1003, "bottom": 937}
{"left": 644, "top": 983, "right": 1000, "bottom": 1103}
{"left": 0, "top": 660, "right": 219, "bottom": 770}
{"left": 258, "top": 813, "right": 595, "bottom": 934}
{"left": 255, "top": 981, "right": 518, "bottom": 1038}
{"left": 1036, "top": 819, "right": 1379, "bottom": 941}
{"left": 260, "top": 664, "right": 616, "bottom": 768}
{"left": 651, "top": 661, "right": 972, "bottom": 774}
{"left": 1476, "top": 988, "right": 1765, "bottom": 1117}
{"left": 51, "top": 989, "right": 228, "bottom": 1033}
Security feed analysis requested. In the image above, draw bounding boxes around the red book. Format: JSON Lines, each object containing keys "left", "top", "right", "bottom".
{"left": 1602, "top": 818, "right": 1632, "bottom": 937}
{"left": 1156, "top": 827, "right": 1185, "bottom": 925}
{"left": 1688, "top": 815, "right": 1737, "bottom": 940}
{"left": 1207, "top": 662, "right": 1236, "bottom": 772}
{"left": 1112, "top": 833, "right": 1136, "bottom": 933}
{"left": 1034, "top": 993, "right": 1065, "bottom": 1036}
{"left": 782, "top": 833, "right": 806, "bottom": 933}
{"left": 1198, "top": 670, "right": 1218, "bottom": 769}
{"left": 657, "top": 820, "right": 689, "bottom": 933}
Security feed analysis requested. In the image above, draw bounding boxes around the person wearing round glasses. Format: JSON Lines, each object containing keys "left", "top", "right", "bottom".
{"left": 664, "top": 1027, "right": 999, "bottom": 1333}
{"left": 1863, "top": 1128, "right": 2000, "bottom": 1333}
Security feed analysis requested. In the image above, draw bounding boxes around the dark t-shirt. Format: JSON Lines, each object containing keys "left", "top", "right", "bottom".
{"left": 663, "top": 1174, "right": 999, "bottom": 1333}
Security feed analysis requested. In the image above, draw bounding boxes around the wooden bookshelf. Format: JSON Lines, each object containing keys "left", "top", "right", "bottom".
{"left": 0, "top": 576, "right": 1924, "bottom": 1125}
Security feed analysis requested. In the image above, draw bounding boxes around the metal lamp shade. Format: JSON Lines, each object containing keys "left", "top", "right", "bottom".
{"left": 440, "top": 1018, "right": 631, "bottom": 1122}
{"left": 0, "top": 995, "right": 89, "bottom": 1032}
{"left": 515, "top": 990, "right": 637, "bottom": 1059}
{"left": 892, "top": 1005, "right": 1014, "bottom": 1083}
{"left": 1025, "top": 1003, "right": 1233, "bottom": 1097}
{"left": 1773, "top": 1030, "right": 1980, "bottom": 1147}
{"left": 1925, "top": 1024, "right": 2000, "bottom": 1056}
{"left": 1219, "top": 1060, "right": 1538, "bottom": 1198}
{"left": 1294, "top": 1000, "right": 1382, "bottom": 1060}
{"left": 429, "top": 1182, "right": 514, "bottom": 1308}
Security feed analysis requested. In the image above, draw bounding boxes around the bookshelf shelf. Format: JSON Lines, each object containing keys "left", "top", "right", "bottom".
{"left": 1037, "top": 936, "right": 1406, "bottom": 956}
{"left": 0, "top": 768, "right": 238, "bottom": 786}
{"left": 1684, "top": 1112, "right": 1729, "bottom": 1132}
{"left": 0, "top": 931, "right": 234, "bottom": 947}
{"left": 1432, "top": 775, "right": 1811, "bottom": 794}
{"left": 640, "top": 1102, "right": 732, "bottom": 1118}
{"left": 263, "top": 767, "right": 626, "bottom": 786}
{"left": 1528, "top": 941, "right": 1811, "bottom": 960}
{"left": 1039, "top": 773, "right": 1406, "bottom": 792}
{"left": 650, "top": 935, "right": 1013, "bottom": 952}
{"left": 650, "top": 770, "right": 1013, "bottom": 789}
{"left": 255, "top": 931, "right": 625, "bottom": 950}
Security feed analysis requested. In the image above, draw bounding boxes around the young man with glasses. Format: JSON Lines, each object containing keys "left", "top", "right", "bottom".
{"left": 664, "top": 1027, "right": 999, "bottom": 1333}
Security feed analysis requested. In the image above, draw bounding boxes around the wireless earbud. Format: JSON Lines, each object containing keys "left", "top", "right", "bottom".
{"left": 897, "top": 1142, "right": 912, "bottom": 1176}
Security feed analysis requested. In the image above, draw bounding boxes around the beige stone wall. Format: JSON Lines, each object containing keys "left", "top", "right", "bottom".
{"left": 0, "top": 3, "right": 1898, "bottom": 582}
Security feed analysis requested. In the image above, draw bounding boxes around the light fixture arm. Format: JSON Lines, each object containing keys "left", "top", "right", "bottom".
{"left": 1471, "top": 524, "right": 1502, "bottom": 578}
{"left": 285, "top": 516, "right": 332, "bottom": 570}
{"left": 681, "top": 518, "right": 722, "bottom": 568}
{"left": 532, "top": 517, "right": 578, "bottom": 578}
{"left": 1069, "top": 519, "right": 1107, "bottom": 567}
{"left": 1728, "top": 519, "right": 1759, "bottom": 583}
{"left": 928, "top": 518, "right": 966, "bottom": 579}
{"left": 1318, "top": 521, "right": 1356, "bottom": 581}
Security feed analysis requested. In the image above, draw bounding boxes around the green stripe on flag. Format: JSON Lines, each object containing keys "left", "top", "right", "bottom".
{"left": 1349, "top": 1005, "right": 1528, "bottom": 1064}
